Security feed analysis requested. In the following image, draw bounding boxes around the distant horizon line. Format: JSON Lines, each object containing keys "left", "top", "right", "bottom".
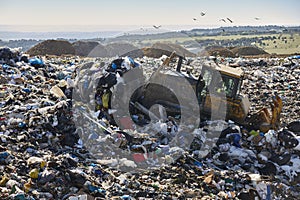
{"left": 1, "top": 24, "right": 299, "bottom": 32}
{"left": 1, "top": 24, "right": 299, "bottom": 41}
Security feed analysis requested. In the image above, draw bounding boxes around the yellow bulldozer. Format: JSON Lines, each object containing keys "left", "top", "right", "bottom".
{"left": 129, "top": 52, "right": 282, "bottom": 132}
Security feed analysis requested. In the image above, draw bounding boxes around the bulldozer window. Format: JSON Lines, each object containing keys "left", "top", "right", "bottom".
{"left": 196, "top": 69, "right": 212, "bottom": 104}
{"left": 202, "top": 69, "right": 212, "bottom": 89}
{"left": 221, "top": 75, "right": 238, "bottom": 98}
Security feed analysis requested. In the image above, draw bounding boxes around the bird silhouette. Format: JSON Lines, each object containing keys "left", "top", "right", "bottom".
{"left": 227, "top": 18, "right": 233, "bottom": 23}
{"left": 254, "top": 17, "right": 260, "bottom": 20}
{"left": 193, "top": 18, "right": 197, "bottom": 21}
{"left": 200, "top": 12, "right": 206, "bottom": 16}
{"left": 220, "top": 19, "right": 226, "bottom": 23}
{"left": 153, "top": 25, "right": 161, "bottom": 29}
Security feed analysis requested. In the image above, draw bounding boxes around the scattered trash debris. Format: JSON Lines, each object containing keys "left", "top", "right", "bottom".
{"left": 0, "top": 46, "right": 299, "bottom": 199}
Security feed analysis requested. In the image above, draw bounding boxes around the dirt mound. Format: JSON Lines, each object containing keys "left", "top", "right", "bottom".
{"left": 150, "top": 42, "right": 196, "bottom": 57}
{"left": 86, "top": 43, "right": 108, "bottom": 57}
{"left": 72, "top": 41, "right": 99, "bottom": 56}
{"left": 199, "top": 46, "right": 235, "bottom": 57}
{"left": 142, "top": 47, "right": 174, "bottom": 58}
{"left": 26, "top": 40, "right": 75, "bottom": 56}
{"left": 231, "top": 46, "right": 268, "bottom": 56}
{"left": 120, "top": 48, "right": 144, "bottom": 58}
{"left": 87, "top": 43, "right": 142, "bottom": 58}
{"left": 105, "top": 43, "right": 141, "bottom": 57}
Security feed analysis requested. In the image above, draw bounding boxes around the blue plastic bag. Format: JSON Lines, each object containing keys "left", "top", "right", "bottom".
{"left": 29, "top": 58, "right": 44, "bottom": 67}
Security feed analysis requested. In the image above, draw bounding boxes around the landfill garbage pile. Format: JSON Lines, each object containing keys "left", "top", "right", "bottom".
{"left": 0, "top": 46, "right": 300, "bottom": 199}
{"left": 0, "top": 47, "right": 27, "bottom": 66}
{"left": 236, "top": 57, "right": 300, "bottom": 125}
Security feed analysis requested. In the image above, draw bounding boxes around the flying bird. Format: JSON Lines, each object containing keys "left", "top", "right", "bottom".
{"left": 193, "top": 18, "right": 197, "bottom": 21}
{"left": 153, "top": 25, "right": 161, "bottom": 29}
{"left": 254, "top": 17, "right": 260, "bottom": 20}
{"left": 227, "top": 18, "right": 233, "bottom": 23}
{"left": 200, "top": 12, "right": 206, "bottom": 16}
{"left": 220, "top": 18, "right": 226, "bottom": 23}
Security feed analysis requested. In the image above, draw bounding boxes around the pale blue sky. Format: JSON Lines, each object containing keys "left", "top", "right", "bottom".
{"left": 0, "top": 0, "right": 299, "bottom": 31}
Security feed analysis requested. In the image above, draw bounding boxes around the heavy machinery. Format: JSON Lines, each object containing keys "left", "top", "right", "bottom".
{"left": 129, "top": 52, "right": 282, "bottom": 132}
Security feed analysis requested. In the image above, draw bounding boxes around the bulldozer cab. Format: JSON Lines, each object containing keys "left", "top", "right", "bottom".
{"left": 197, "top": 63, "right": 243, "bottom": 100}
{"left": 196, "top": 62, "right": 250, "bottom": 123}
{"left": 130, "top": 54, "right": 250, "bottom": 124}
